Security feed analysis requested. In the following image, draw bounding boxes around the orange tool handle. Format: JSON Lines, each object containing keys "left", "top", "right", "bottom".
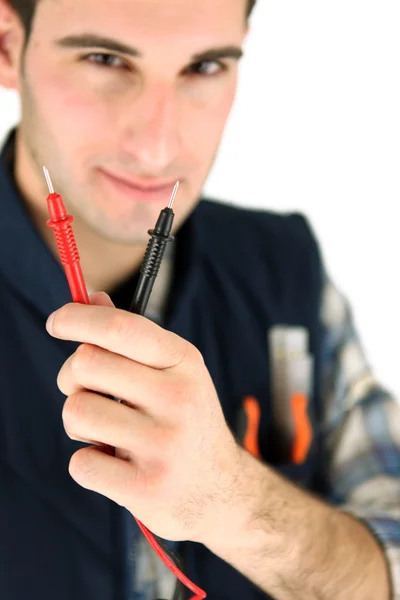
{"left": 291, "top": 393, "right": 312, "bottom": 464}
{"left": 242, "top": 396, "right": 261, "bottom": 458}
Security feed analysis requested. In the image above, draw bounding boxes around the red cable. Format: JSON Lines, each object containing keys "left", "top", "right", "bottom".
{"left": 135, "top": 519, "right": 206, "bottom": 599}
{"left": 45, "top": 187, "right": 206, "bottom": 600}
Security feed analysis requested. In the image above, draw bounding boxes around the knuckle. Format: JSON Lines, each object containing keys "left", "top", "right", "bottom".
{"left": 162, "top": 428, "right": 179, "bottom": 460}
{"left": 72, "top": 343, "right": 98, "bottom": 374}
{"left": 187, "top": 342, "right": 204, "bottom": 366}
{"left": 142, "top": 463, "right": 168, "bottom": 494}
{"left": 175, "top": 340, "right": 204, "bottom": 373}
{"left": 165, "top": 336, "right": 196, "bottom": 369}
{"left": 109, "top": 311, "right": 141, "bottom": 346}
{"left": 69, "top": 449, "right": 93, "bottom": 480}
{"left": 62, "top": 391, "right": 86, "bottom": 426}
{"left": 164, "top": 375, "right": 195, "bottom": 414}
{"left": 149, "top": 424, "right": 173, "bottom": 463}
{"left": 169, "top": 343, "right": 187, "bottom": 367}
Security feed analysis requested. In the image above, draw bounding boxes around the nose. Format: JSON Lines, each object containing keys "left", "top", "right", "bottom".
{"left": 120, "top": 82, "right": 181, "bottom": 174}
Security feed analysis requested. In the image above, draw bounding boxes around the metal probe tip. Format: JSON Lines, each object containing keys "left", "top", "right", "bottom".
{"left": 168, "top": 181, "right": 179, "bottom": 209}
{"left": 43, "top": 166, "right": 55, "bottom": 194}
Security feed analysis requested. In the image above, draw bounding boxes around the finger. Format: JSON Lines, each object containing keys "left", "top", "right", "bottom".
{"left": 46, "top": 304, "right": 191, "bottom": 371}
{"left": 89, "top": 292, "right": 115, "bottom": 308}
{"left": 57, "top": 344, "right": 175, "bottom": 417}
{"left": 62, "top": 390, "right": 172, "bottom": 455}
{"left": 68, "top": 445, "right": 137, "bottom": 508}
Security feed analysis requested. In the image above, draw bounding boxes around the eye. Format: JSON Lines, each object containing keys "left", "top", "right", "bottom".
{"left": 83, "top": 53, "right": 126, "bottom": 70}
{"left": 186, "top": 60, "right": 226, "bottom": 76}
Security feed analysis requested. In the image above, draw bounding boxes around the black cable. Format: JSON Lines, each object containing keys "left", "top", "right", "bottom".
{"left": 129, "top": 191, "right": 186, "bottom": 600}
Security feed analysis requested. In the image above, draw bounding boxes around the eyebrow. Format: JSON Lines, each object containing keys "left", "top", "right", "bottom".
{"left": 192, "top": 46, "right": 243, "bottom": 62}
{"left": 56, "top": 35, "right": 141, "bottom": 57}
{"left": 55, "top": 34, "right": 243, "bottom": 62}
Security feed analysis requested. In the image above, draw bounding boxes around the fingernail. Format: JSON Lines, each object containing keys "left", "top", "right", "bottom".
{"left": 46, "top": 310, "right": 57, "bottom": 334}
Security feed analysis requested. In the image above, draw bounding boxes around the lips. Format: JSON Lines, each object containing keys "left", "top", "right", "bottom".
{"left": 97, "top": 168, "right": 179, "bottom": 203}
{"left": 99, "top": 168, "right": 176, "bottom": 191}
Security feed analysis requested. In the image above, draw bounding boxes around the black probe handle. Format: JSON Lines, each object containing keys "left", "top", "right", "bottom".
{"left": 129, "top": 208, "right": 174, "bottom": 315}
{"left": 130, "top": 273, "right": 155, "bottom": 316}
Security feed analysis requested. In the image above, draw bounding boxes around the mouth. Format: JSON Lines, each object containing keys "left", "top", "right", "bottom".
{"left": 97, "top": 168, "right": 179, "bottom": 203}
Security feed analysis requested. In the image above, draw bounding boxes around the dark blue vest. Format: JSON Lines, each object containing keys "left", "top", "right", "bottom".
{"left": 0, "top": 146, "right": 325, "bottom": 599}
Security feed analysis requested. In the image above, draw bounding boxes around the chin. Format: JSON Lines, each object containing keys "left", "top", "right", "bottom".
{"left": 94, "top": 224, "right": 150, "bottom": 245}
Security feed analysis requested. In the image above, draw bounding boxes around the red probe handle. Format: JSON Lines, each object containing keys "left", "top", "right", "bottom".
{"left": 46, "top": 192, "right": 89, "bottom": 305}
{"left": 62, "top": 263, "right": 90, "bottom": 305}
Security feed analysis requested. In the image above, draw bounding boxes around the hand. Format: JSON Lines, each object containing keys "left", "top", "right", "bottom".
{"left": 46, "top": 293, "right": 247, "bottom": 545}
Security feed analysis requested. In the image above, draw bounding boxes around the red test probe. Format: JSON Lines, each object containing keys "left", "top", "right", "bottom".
{"left": 43, "top": 167, "right": 206, "bottom": 600}
{"left": 43, "top": 167, "right": 89, "bottom": 305}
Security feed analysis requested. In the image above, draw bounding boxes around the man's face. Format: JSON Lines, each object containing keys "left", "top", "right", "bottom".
{"left": 16, "top": 0, "right": 247, "bottom": 243}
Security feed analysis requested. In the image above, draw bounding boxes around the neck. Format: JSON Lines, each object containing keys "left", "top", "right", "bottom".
{"left": 13, "top": 133, "right": 146, "bottom": 294}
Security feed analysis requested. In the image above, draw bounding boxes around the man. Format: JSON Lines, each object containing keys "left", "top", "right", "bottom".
{"left": 0, "top": 0, "right": 399, "bottom": 599}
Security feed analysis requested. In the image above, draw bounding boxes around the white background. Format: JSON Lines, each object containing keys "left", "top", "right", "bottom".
{"left": 1, "top": 0, "right": 399, "bottom": 396}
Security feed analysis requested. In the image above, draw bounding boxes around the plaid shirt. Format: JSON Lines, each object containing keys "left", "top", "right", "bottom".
{"left": 134, "top": 245, "right": 400, "bottom": 599}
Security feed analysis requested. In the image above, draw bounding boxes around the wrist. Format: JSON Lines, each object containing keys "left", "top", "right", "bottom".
{"left": 204, "top": 448, "right": 284, "bottom": 560}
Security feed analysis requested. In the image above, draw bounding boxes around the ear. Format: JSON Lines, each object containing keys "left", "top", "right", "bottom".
{"left": 0, "top": 0, "right": 25, "bottom": 91}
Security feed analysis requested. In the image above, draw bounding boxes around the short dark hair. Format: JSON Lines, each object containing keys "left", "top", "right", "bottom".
{"left": 8, "top": 0, "right": 37, "bottom": 36}
{"left": 9, "top": 0, "right": 257, "bottom": 38}
{"left": 247, "top": 0, "right": 256, "bottom": 17}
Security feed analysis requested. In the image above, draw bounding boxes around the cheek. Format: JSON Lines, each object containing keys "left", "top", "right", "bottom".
{"left": 185, "top": 78, "right": 237, "bottom": 165}
{"left": 27, "top": 53, "right": 112, "bottom": 160}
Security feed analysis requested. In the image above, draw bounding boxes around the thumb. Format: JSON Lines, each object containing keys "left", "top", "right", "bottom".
{"left": 89, "top": 291, "right": 115, "bottom": 308}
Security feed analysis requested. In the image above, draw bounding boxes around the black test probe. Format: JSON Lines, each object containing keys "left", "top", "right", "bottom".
{"left": 130, "top": 181, "right": 179, "bottom": 315}
{"left": 127, "top": 181, "right": 195, "bottom": 600}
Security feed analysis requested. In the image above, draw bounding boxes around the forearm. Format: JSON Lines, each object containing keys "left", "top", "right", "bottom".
{"left": 205, "top": 450, "right": 391, "bottom": 600}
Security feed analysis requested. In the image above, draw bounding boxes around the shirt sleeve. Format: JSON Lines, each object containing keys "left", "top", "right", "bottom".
{"left": 320, "top": 277, "right": 400, "bottom": 598}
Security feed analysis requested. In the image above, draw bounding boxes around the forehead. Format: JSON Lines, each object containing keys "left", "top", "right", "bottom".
{"left": 36, "top": 0, "right": 247, "bottom": 46}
